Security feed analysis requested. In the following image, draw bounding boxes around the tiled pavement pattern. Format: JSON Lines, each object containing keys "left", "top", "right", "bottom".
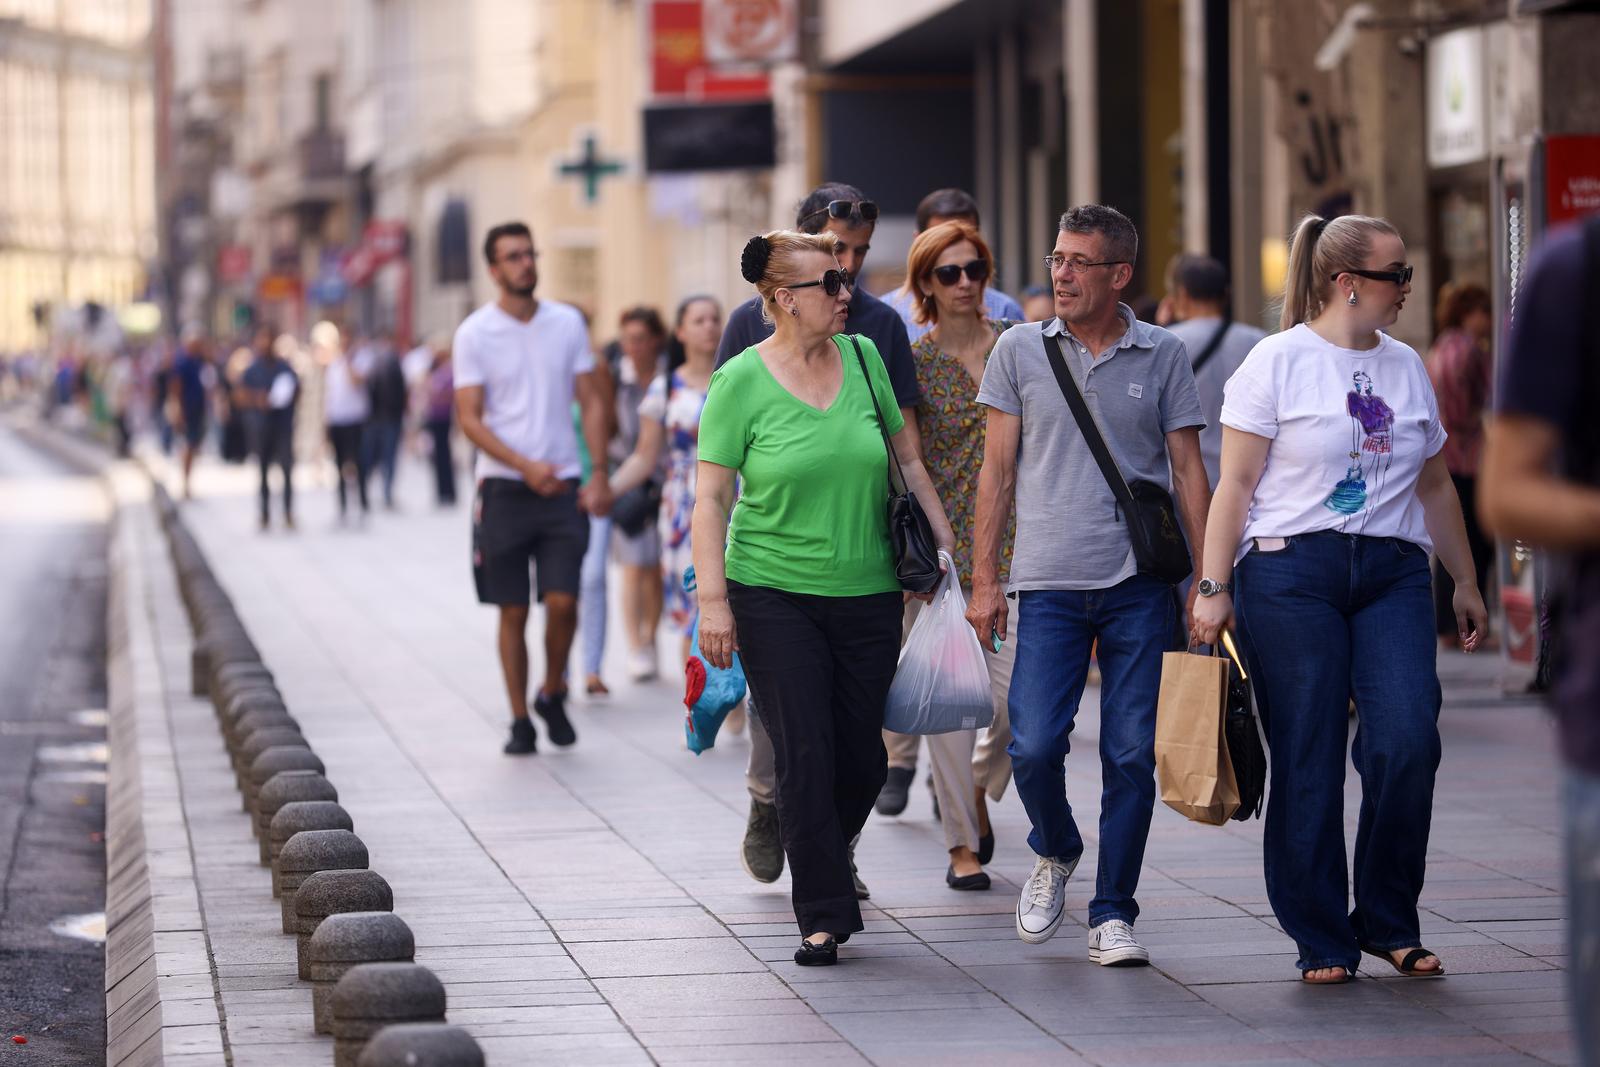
{"left": 152, "top": 453, "right": 1573, "bottom": 1066}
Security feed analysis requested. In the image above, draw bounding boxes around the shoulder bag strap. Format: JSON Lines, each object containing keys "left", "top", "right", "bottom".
{"left": 1188, "top": 316, "right": 1232, "bottom": 377}
{"left": 845, "top": 334, "right": 908, "bottom": 495}
{"left": 1041, "top": 326, "right": 1138, "bottom": 518}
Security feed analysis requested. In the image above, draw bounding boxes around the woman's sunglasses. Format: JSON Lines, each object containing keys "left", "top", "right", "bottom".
{"left": 799, "top": 200, "right": 880, "bottom": 227}
{"left": 786, "top": 269, "right": 852, "bottom": 297}
{"left": 1335, "top": 265, "right": 1414, "bottom": 286}
{"left": 931, "top": 259, "right": 991, "bottom": 287}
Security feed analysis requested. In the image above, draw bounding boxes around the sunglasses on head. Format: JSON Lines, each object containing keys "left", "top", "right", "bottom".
{"left": 786, "top": 269, "right": 852, "bottom": 297}
{"left": 1335, "top": 265, "right": 1413, "bottom": 286}
{"left": 931, "top": 259, "right": 991, "bottom": 287}
{"left": 800, "top": 200, "right": 880, "bottom": 227}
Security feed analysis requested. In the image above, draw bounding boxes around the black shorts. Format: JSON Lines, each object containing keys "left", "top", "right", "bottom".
{"left": 472, "top": 477, "right": 589, "bottom": 605}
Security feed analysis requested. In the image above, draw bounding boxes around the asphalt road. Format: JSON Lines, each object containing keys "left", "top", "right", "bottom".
{"left": 0, "top": 418, "right": 110, "bottom": 1062}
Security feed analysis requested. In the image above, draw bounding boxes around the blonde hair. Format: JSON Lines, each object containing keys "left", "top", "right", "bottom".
{"left": 745, "top": 229, "right": 842, "bottom": 324}
{"left": 1280, "top": 213, "right": 1401, "bottom": 331}
{"left": 905, "top": 221, "right": 993, "bottom": 327}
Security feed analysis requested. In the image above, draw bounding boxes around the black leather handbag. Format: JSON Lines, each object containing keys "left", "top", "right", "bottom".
{"left": 609, "top": 480, "right": 661, "bottom": 537}
{"left": 1042, "top": 329, "right": 1193, "bottom": 585}
{"left": 1220, "top": 635, "right": 1266, "bottom": 821}
{"left": 845, "top": 335, "right": 941, "bottom": 594}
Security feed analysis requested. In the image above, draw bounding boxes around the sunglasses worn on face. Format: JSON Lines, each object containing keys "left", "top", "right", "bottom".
{"left": 786, "top": 269, "right": 852, "bottom": 297}
{"left": 1335, "top": 265, "right": 1414, "bottom": 286}
{"left": 932, "top": 259, "right": 991, "bottom": 286}
{"left": 800, "top": 200, "right": 880, "bottom": 227}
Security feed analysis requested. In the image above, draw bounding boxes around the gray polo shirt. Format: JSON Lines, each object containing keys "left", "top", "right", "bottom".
{"left": 975, "top": 305, "right": 1204, "bottom": 592}
{"left": 1165, "top": 316, "right": 1267, "bottom": 488}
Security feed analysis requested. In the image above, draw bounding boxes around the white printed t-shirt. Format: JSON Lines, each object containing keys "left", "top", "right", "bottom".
{"left": 1221, "top": 323, "right": 1447, "bottom": 564}
{"left": 453, "top": 299, "right": 595, "bottom": 482}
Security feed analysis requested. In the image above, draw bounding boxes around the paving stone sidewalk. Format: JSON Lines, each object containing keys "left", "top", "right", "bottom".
{"left": 154, "top": 452, "right": 1574, "bottom": 1066}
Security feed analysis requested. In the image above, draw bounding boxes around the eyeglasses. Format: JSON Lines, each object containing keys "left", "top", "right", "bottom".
{"left": 799, "top": 200, "right": 879, "bottom": 228}
{"left": 498, "top": 249, "right": 539, "bottom": 264}
{"left": 931, "top": 259, "right": 991, "bottom": 287}
{"left": 785, "top": 269, "right": 852, "bottom": 297}
{"left": 1334, "top": 265, "right": 1414, "bottom": 286}
{"left": 1044, "top": 254, "right": 1127, "bottom": 273}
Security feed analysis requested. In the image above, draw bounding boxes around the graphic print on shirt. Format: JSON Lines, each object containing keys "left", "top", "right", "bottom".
{"left": 1324, "top": 370, "right": 1396, "bottom": 517}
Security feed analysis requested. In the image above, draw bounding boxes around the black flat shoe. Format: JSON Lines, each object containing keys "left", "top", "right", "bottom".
{"left": 795, "top": 938, "right": 837, "bottom": 966}
{"left": 976, "top": 830, "right": 995, "bottom": 866}
{"left": 945, "top": 864, "right": 991, "bottom": 891}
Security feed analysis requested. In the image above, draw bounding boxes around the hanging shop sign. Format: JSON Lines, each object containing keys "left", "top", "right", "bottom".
{"left": 1427, "top": 27, "right": 1488, "bottom": 168}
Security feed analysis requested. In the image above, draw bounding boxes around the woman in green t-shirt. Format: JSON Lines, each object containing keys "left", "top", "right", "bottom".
{"left": 693, "top": 230, "right": 955, "bottom": 967}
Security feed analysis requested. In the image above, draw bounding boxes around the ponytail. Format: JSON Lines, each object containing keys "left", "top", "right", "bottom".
{"left": 1278, "top": 213, "right": 1402, "bottom": 332}
{"left": 1280, "top": 215, "right": 1327, "bottom": 332}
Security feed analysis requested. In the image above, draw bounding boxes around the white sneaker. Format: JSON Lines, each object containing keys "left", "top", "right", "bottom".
{"left": 1015, "top": 855, "right": 1078, "bottom": 944}
{"left": 627, "top": 647, "right": 658, "bottom": 682}
{"left": 1088, "top": 919, "right": 1150, "bottom": 966}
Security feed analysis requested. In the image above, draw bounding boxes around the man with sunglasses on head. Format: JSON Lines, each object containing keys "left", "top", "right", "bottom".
{"left": 714, "top": 182, "right": 920, "bottom": 895}
{"left": 884, "top": 188, "right": 1026, "bottom": 346}
{"left": 967, "top": 204, "right": 1211, "bottom": 966}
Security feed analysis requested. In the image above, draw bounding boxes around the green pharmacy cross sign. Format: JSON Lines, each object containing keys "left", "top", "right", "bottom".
{"left": 558, "top": 133, "right": 625, "bottom": 204}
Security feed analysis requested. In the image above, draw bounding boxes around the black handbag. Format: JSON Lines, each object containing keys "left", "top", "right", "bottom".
{"left": 1042, "top": 328, "right": 1193, "bottom": 585}
{"left": 1220, "top": 634, "right": 1265, "bottom": 821}
{"left": 610, "top": 480, "right": 661, "bottom": 537}
{"left": 845, "top": 335, "right": 941, "bottom": 594}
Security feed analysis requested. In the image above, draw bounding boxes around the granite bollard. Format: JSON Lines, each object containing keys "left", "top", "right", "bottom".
{"left": 245, "top": 746, "right": 325, "bottom": 815}
{"left": 235, "top": 726, "right": 308, "bottom": 798}
{"left": 309, "top": 913, "right": 416, "bottom": 1035}
{"left": 255, "top": 770, "right": 337, "bottom": 842}
{"left": 356, "top": 1023, "right": 482, "bottom": 1067}
{"left": 267, "top": 800, "right": 353, "bottom": 867}
{"left": 292, "top": 869, "right": 393, "bottom": 977}
{"left": 331, "top": 963, "right": 445, "bottom": 1067}
{"left": 275, "top": 828, "right": 368, "bottom": 923}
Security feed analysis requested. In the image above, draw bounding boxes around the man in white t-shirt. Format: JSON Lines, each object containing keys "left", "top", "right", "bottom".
{"left": 455, "top": 221, "right": 612, "bottom": 755}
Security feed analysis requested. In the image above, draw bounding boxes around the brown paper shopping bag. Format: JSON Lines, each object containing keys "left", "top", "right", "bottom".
{"left": 1154, "top": 650, "right": 1241, "bottom": 825}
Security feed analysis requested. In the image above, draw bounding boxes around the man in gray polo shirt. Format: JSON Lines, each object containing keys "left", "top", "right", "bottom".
{"left": 969, "top": 205, "right": 1212, "bottom": 966}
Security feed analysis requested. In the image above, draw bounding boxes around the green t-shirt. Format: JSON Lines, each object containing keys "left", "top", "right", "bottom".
{"left": 698, "top": 334, "right": 905, "bottom": 597}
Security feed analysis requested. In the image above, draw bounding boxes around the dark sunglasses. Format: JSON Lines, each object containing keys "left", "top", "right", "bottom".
{"left": 931, "top": 259, "right": 991, "bottom": 287}
{"left": 1335, "top": 265, "right": 1413, "bottom": 286}
{"left": 800, "top": 199, "right": 879, "bottom": 227}
{"left": 786, "top": 269, "right": 852, "bottom": 297}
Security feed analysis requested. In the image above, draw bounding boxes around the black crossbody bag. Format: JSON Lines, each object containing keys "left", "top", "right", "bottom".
{"left": 845, "top": 335, "right": 942, "bottom": 594}
{"left": 1041, "top": 326, "right": 1193, "bottom": 585}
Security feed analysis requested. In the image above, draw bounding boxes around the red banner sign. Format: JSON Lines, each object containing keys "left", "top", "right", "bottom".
{"left": 651, "top": 0, "right": 769, "bottom": 99}
{"left": 1546, "top": 134, "right": 1600, "bottom": 227}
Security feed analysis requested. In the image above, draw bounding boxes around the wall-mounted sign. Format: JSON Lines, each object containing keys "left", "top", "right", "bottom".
{"left": 217, "top": 244, "right": 252, "bottom": 284}
{"left": 651, "top": 0, "right": 770, "bottom": 99}
{"left": 1427, "top": 27, "right": 1488, "bottom": 168}
{"left": 643, "top": 101, "right": 776, "bottom": 173}
{"left": 1546, "top": 134, "right": 1600, "bottom": 227}
{"left": 703, "top": 0, "right": 798, "bottom": 65}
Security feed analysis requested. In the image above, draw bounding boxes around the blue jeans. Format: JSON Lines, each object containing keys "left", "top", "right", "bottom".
{"left": 362, "top": 419, "right": 402, "bottom": 505}
{"left": 1008, "top": 575, "right": 1178, "bottom": 926}
{"left": 578, "top": 516, "right": 612, "bottom": 677}
{"left": 1235, "top": 530, "right": 1441, "bottom": 973}
{"left": 1567, "top": 769, "right": 1600, "bottom": 1067}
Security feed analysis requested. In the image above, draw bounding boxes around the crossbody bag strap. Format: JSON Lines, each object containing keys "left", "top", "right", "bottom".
{"left": 1041, "top": 327, "right": 1138, "bottom": 518}
{"left": 1188, "top": 316, "right": 1232, "bottom": 377}
{"left": 845, "top": 334, "right": 909, "bottom": 495}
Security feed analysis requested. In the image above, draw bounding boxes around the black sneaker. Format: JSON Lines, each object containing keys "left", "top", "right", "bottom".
{"left": 740, "top": 800, "right": 784, "bottom": 883}
{"left": 503, "top": 716, "right": 537, "bottom": 755}
{"left": 875, "top": 765, "right": 914, "bottom": 816}
{"left": 533, "top": 689, "right": 577, "bottom": 747}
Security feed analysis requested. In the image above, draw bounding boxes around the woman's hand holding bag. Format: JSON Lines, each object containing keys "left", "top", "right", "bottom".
{"left": 884, "top": 555, "right": 994, "bottom": 735}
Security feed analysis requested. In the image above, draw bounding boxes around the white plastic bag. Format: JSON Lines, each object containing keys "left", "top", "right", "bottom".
{"left": 883, "top": 564, "right": 994, "bottom": 735}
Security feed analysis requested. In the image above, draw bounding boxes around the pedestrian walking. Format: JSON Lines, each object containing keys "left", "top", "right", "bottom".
{"left": 967, "top": 204, "right": 1212, "bottom": 965}
{"left": 170, "top": 324, "right": 215, "bottom": 499}
{"left": 694, "top": 229, "right": 954, "bottom": 965}
{"left": 454, "top": 221, "right": 611, "bottom": 755}
{"left": 323, "top": 328, "right": 373, "bottom": 521}
{"left": 714, "top": 182, "right": 922, "bottom": 892}
{"left": 241, "top": 327, "right": 299, "bottom": 530}
{"left": 1162, "top": 254, "right": 1267, "bottom": 489}
{"left": 883, "top": 188, "right": 1025, "bottom": 344}
{"left": 1191, "top": 213, "right": 1489, "bottom": 984}
{"left": 423, "top": 340, "right": 457, "bottom": 507}
{"left": 1426, "top": 282, "right": 1496, "bottom": 646}
{"left": 1479, "top": 217, "right": 1600, "bottom": 1061}
{"left": 899, "top": 221, "right": 1018, "bottom": 891}
{"left": 609, "top": 295, "right": 722, "bottom": 659}
{"left": 610, "top": 307, "right": 670, "bottom": 683}
{"left": 364, "top": 335, "right": 408, "bottom": 509}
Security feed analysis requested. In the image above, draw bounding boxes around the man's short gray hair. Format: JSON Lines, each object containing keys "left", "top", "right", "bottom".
{"left": 1058, "top": 204, "right": 1138, "bottom": 267}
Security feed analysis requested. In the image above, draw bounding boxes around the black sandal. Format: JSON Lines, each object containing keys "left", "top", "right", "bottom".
{"left": 1361, "top": 944, "right": 1444, "bottom": 977}
{"left": 795, "top": 937, "right": 838, "bottom": 966}
{"left": 1300, "top": 965, "right": 1353, "bottom": 985}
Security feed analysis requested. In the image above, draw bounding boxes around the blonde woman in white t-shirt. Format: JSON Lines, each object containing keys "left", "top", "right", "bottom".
{"left": 1191, "top": 214, "right": 1489, "bottom": 986}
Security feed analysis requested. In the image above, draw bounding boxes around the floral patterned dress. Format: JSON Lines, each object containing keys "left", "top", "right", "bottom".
{"left": 638, "top": 369, "right": 709, "bottom": 630}
{"left": 913, "top": 320, "right": 1016, "bottom": 588}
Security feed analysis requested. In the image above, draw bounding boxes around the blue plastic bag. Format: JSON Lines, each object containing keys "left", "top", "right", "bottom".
{"left": 682, "top": 566, "right": 747, "bottom": 754}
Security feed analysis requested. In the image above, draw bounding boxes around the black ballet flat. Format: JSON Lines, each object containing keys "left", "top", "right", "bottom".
{"left": 794, "top": 937, "right": 838, "bottom": 966}
{"left": 977, "top": 830, "right": 995, "bottom": 866}
{"left": 946, "top": 864, "right": 992, "bottom": 891}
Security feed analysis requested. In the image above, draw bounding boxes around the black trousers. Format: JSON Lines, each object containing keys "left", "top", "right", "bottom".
{"left": 257, "top": 419, "right": 293, "bottom": 522}
{"left": 1434, "top": 473, "right": 1495, "bottom": 636}
{"left": 728, "top": 580, "right": 902, "bottom": 938}
{"left": 427, "top": 417, "right": 456, "bottom": 505}
{"left": 327, "top": 422, "right": 368, "bottom": 515}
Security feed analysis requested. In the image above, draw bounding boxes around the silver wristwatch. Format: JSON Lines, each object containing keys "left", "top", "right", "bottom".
{"left": 1196, "top": 578, "right": 1232, "bottom": 597}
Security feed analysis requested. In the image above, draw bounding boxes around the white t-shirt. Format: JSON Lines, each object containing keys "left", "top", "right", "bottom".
{"left": 452, "top": 300, "right": 595, "bottom": 482}
{"left": 324, "top": 347, "right": 374, "bottom": 426}
{"left": 1221, "top": 323, "right": 1447, "bottom": 563}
